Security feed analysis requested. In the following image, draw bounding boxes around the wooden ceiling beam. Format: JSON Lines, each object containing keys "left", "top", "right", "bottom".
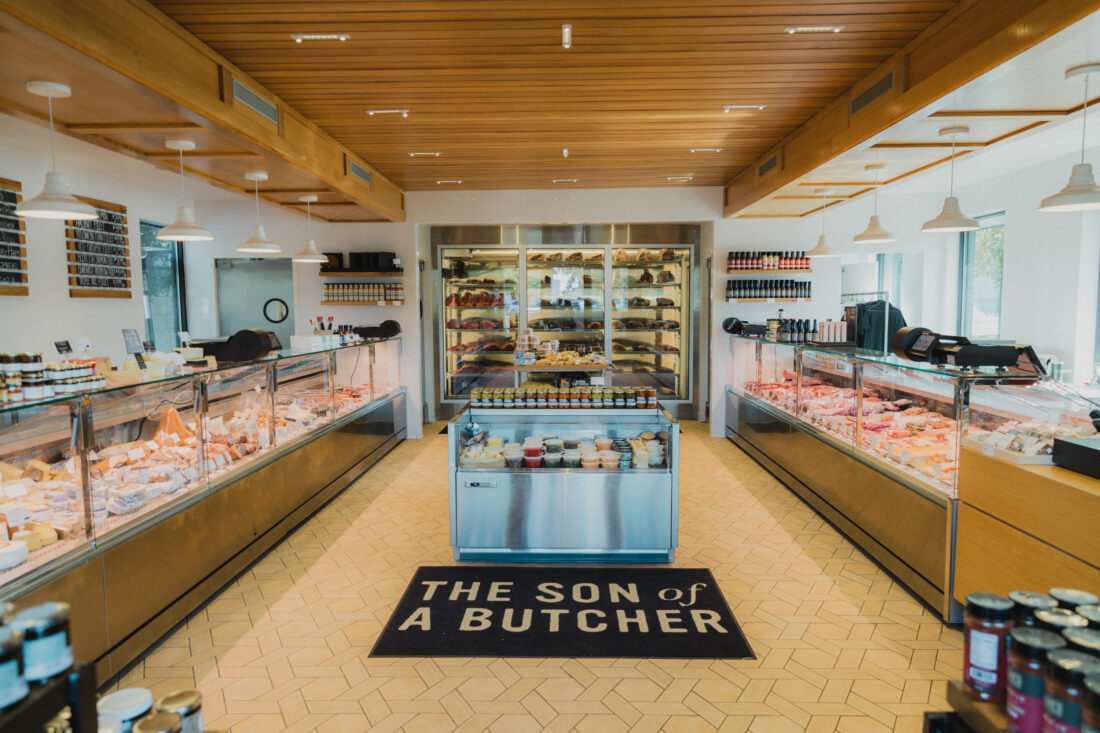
{"left": 723, "top": 0, "right": 1100, "bottom": 217}
{"left": 0, "top": 0, "right": 405, "bottom": 221}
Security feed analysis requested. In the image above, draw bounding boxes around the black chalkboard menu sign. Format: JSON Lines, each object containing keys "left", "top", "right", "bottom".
{"left": 0, "top": 177, "right": 29, "bottom": 297}
{"left": 65, "top": 196, "right": 131, "bottom": 299}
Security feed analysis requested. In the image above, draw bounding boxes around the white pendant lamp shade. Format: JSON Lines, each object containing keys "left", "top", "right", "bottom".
{"left": 292, "top": 195, "right": 328, "bottom": 263}
{"left": 923, "top": 126, "right": 979, "bottom": 233}
{"left": 921, "top": 196, "right": 980, "bottom": 232}
{"left": 1040, "top": 62, "right": 1100, "bottom": 212}
{"left": 158, "top": 140, "right": 213, "bottom": 241}
{"left": 807, "top": 188, "right": 840, "bottom": 257}
{"left": 16, "top": 82, "right": 97, "bottom": 221}
{"left": 853, "top": 162, "right": 896, "bottom": 244}
{"left": 237, "top": 171, "right": 281, "bottom": 254}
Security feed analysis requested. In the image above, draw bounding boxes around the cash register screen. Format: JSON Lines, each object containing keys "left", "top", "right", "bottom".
{"left": 913, "top": 333, "right": 937, "bottom": 353}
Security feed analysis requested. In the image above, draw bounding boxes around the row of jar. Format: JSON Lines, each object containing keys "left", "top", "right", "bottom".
{"left": 470, "top": 385, "right": 658, "bottom": 409}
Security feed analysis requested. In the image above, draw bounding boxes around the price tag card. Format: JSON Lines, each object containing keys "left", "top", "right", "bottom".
{"left": 183, "top": 466, "right": 198, "bottom": 481}
{"left": 767, "top": 298, "right": 776, "bottom": 303}
{"left": 54, "top": 340, "right": 72, "bottom": 355}
{"left": 122, "top": 328, "right": 144, "bottom": 355}
{"left": 590, "top": 376, "right": 605, "bottom": 386}
{"left": 377, "top": 300, "right": 385, "bottom": 306}
{"left": 178, "top": 330, "right": 190, "bottom": 346}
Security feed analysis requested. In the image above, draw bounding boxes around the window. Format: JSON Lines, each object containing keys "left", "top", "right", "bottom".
{"left": 140, "top": 221, "right": 188, "bottom": 351}
{"left": 957, "top": 213, "right": 1004, "bottom": 339}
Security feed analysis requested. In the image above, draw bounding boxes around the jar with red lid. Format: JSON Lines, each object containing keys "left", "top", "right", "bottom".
{"left": 1012, "top": 591, "right": 1059, "bottom": 627}
{"left": 964, "top": 592, "right": 1015, "bottom": 702}
{"left": 1037, "top": 608, "right": 1090, "bottom": 634}
{"left": 1078, "top": 607, "right": 1100, "bottom": 631}
{"left": 1043, "top": 649, "right": 1100, "bottom": 733}
{"left": 1082, "top": 675, "right": 1100, "bottom": 733}
{"left": 1064, "top": 628, "right": 1100, "bottom": 657}
{"left": 1052, "top": 589, "right": 1100, "bottom": 611}
{"left": 1006, "top": 627, "right": 1065, "bottom": 733}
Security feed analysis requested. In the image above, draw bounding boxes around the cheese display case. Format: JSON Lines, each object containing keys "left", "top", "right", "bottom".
{"left": 724, "top": 334, "right": 1044, "bottom": 620}
{"left": 964, "top": 380, "right": 1098, "bottom": 463}
{"left": 448, "top": 406, "right": 679, "bottom": 562}
{"left": 0, "top": 338, "right": 406, "bottom": 677}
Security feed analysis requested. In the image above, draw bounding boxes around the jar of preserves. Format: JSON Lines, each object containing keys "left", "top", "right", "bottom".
{"left": 1036, "top": 608, "right": 1089, "bottom": 634}
{"left": 0, "top": 354, "right": 12, "bottom": 374}
{"left": 634, "top": 387, "right": 645, "bottom": 408}
{"left": 646, "top": 387, "right": 657, "bottom": 408}
{"left": 0, "top": 626, "right": 27, "bottom": 711}
{"left": 1052, "top": 589, "right": 1100, "bottom": 611}
{"left": 156, "top": 689, "right": 203, "bottom": 733}
{"left": 580, "top": 388, "right": 591, "bottom": 408}
{"left": 1078, "top": 606, "right": 1100, "bottom": 631}
{"left": 591, "top": 388, "right": 603, "bottom": 408}
{"left": 963, "top": 592, "right": 1015, "bottom": 702}
{"left": 1063, "top": 627, "right": 1100, "bottom": 657}
{"left": 536, "top": 387, "right": 548, "bottom": 409}
{"left": 569, "top": 387, "right": 580, "bottom": 408}
{"left": 1006, "top": 627, "right": 1065, "bottom": 733}
{"left": 11, "top": 602, "right": 73, "bottom": 684}
{"left": 1083, "top": 675, "right": 1100, "bottom": 733}
{"left": 470, "top": 388, "right": 481, "bottom": 408}
{"left": 1043, "top": 649, "right": 1100, "bottom": 733}
{"left": 492, "top": 389, "right": 504, "bottom": 408}
{"left": 1012, "top": 591, "right": 1059, "bottom": 628}
{"left": 22, "top": 353, "right": 43, "bottom": 375}
{"left": 547, "top": 387, "right": 559, "bottom": 408}
{"left": 503, "top": 388, "right": 515, "bottom": 408}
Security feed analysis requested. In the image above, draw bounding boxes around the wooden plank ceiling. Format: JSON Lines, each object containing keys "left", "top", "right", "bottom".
{"left": 147, "top": 0, "right": 963, "bottom": 190}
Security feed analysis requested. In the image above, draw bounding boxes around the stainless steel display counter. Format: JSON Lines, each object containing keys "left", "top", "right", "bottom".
{"left": 449, "top": 407, "right": 679, "bottom": 562}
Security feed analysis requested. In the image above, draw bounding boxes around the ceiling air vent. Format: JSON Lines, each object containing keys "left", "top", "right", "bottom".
{"left": 757, "top": 152, "right": 779, "bottom": 179}
{"left": 232, "top": 78, "right": 278, "bottom": 124}
{"left": 349, "top": 160, "right": 372, "bottom": 186}
{"left": 850, "top": 72, "right": 895, "bottom": 117}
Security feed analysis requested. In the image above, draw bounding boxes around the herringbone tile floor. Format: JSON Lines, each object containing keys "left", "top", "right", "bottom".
{"left": 110, "top": 421, "right": 962, "bottom": 732}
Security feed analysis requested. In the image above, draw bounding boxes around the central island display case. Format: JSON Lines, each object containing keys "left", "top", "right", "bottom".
{"left": 723, "top": 334, "right": 1051, "bottom": 621}
{"left": 0, "top": 337, "right": 406, "bottom": 680}
{"left": 448, "top": 406, "right": 679, "bottom": 562}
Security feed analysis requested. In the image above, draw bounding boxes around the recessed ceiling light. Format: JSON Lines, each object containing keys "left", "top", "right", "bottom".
{"left": 562, "top": 24, "right": 572, "bottom": 49}
{"left": 436, "top": 180, "right": 463, "bottom": 184}
{"left": 689, "top": 148, "right": 723, "bottom": 153}
{"left": 292, "top": 33, "right": 349, "bottom": 42}
{"left": 667, "top": 176, "right": 694, "bottom": 182}
{"left": 366, "top": 109, "right": 408, "bottom": 117}
{"left": 784, "top": 25, "right": 843, "bottom": 34}
{"left": 724, "top": 105, "right": 767, "bottom": 112}
{"left": 551, "top": 178, "right": 577, "bottom": 183}
{"left": 409, "top": 152, "right": 441, "bottom": 157}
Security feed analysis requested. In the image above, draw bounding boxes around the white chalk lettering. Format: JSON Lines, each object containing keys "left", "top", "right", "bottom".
{"left": 487, "top": 581, "right": 513, "bottom": 602}
{"left": 573, "top": 583, "right": 600, "bottom": 603}
{"left": 398, "top": 607, "right": 431, "bottom": 631}
{"left": 691, "top": 609, "right": 728, "bottom": 633}
{"left": 502, "top": 608, "right": 532, "bottom": 632}
{"left": 420, "top": 580, "right": 447, "bottom": 600}
{"left": 609, "top": 583, "right": 640, "bottom": 604}
{"left": 536, "top": 582, "right": 564, "bottom": 603}
{"left": 657, "top": 609, "right": 687, "bottom": 633}
{"left": 617, "top": 609, "right": 649, "bottom": 633}
{"left": 459, "top": 607, "right": 492, "bottom": 631}
{"left": 541, "top": 608, "right": 569, "bottom": 631}
{"left": 578, "top": 609, "right": 607, "bottom": 632}
{"left": 450, "top": 581, "right": 480, "bottom": 601}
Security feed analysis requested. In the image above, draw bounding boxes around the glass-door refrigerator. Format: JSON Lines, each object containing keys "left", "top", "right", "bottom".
{"left": 610, "top": 246, "right": 691, "bottom": 399}
{"left": 441, "top": 248, "right": 519, "bottom": 400}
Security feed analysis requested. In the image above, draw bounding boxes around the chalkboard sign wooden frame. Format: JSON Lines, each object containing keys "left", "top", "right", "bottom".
{"left": 0, "top": 177, "right": 29, "bottom": 296}
{"left": 65, "top": 195, "right": 131, "bottom": 299}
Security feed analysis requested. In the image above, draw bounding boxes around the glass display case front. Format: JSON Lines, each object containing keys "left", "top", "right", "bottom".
{"left": 798, "top": 349, "right": 856, "bottom": 441}
{"left": 526, "top": 246, "right": 605, "bottom": 374}
{"left": 202, "top": 363, "right": 273, "bottom": 482}
{"left": 610, "top": 246, "right": 690, "bottom": 399}
{"left": 370, "top": 337, "right": 403, "bottom": 399}
{"left": 442, "top": 248, "right": 519, "bottom": 400}
{"left": 274, "top": 353, "right": 334, "bottom": 445}
{"left": 0, "top": 399, "right": 87, "bottom": 586}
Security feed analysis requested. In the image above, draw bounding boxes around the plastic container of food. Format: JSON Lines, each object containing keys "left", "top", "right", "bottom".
{"left": 523, "top": 456, "right": 542, "bottom": 468}
{"left": 543, "top": 453, "right": 562, "bottom": 468}
{"left": 523, "top": 446, "right": 543, "bottom": 458}
{"left": 562, "top": 436, "right": 580, "bottom": 449}
{"left": 596, "top": 438, "right": 613, "bottom": 451}
{"left": 580, "top": 454, "right": 600, "bottom": 469}
{"left": 562, "top": 450, "right": 581, "bottom": 468}
{"left": 544, "top": 439, "right": 563, "bottom": 454}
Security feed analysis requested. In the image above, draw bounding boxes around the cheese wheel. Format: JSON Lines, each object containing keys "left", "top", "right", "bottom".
{"left": 0, "top": 540, "right": 28, "bottom": 570}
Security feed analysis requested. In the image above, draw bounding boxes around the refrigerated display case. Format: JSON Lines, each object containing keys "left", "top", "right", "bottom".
{"left": 526, "top": 246, "right": 605, "bottom": 378}
{"left": 441, "top": 248, "right": 519, "bottom": 400}
{"left": 448, "top": 406, "right": 679, "bottom": 562}
{"left": 610, "top": 246, "right": 691, "bottom": 399}
{"left": 0, "top": 337, "right": 406, "bottom": 677}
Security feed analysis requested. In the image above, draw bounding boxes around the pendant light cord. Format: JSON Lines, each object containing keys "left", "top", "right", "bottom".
{"left": 178, "top": 148, "right": 186, "bottom": 204}
{"left": 1082, "top": 73, "right": 1090, "bottom": 165}
{"left": 873, "top": 169, "right": 880, "bottom": 214}
{"left": 47, "top": 95, "right": 57, "bottom": 173}
{"left": 821, "top": 191, "right": 827, "bottom": 235}
{"left": 254, "top": 178, "right": 261, "bottom": 225}
{"left": 306, "top": 200, "right": 312, "bottom": 239}
{"left": 949, "top": 136, "right": 957, "bottom": 197}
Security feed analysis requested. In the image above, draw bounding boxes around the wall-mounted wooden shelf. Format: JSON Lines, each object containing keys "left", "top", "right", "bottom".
{"left": 727, "top": 298, "right": 811, "bottom": 303}
{"left": 320, "top": 270, "right": 404, "bottom": 278}
{"left": 320, "top": 300, "right": 404, "bottom": 306}
{"left": 726, "top": 269, "right": 813, "bottom": 275}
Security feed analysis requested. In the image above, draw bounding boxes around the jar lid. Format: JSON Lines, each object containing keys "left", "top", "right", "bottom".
{"left": 132, "top": 712, "right": 183, "bottom": 733}
{"left": 98, "top": 688, "right": 154, "bottom": 721}
{"left": 0, "top": 625, "right": 23, "bottom": 654}
{"left": 1048, "top": 649, "right": 1100, "bottom": 686}
{"left": 1050, "top": 588, "right": 1100, "bottom": 609}
{"left": 965, "top": 592, "right": 1014, "bottom": 621}
{"left": 1010, "top": 627, "right": 1066, "bottom": 659}
{"left": 156, "top": 689, "right": 201, "bottom": 716}
{"left": 1084, "top": 675, "right": 1100, "bottom": 709}
{"left": 1078, "top": 605, "right": 1100, "bottom": 629}
{"left": 11, "top": 601, "right": 71, "bottom": 636}
{"left": 98, "top": 714, "right": 124, "bottom": 733}
{"left": 1063, "top": 627, "right": 1100, "bottom": 654}
{"left": 1036, "top": 608, "right": 1089, "bottom": 632}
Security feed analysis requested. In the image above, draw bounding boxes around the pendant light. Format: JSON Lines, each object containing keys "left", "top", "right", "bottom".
{"left": 806, "top": 188, "right": 839, "bottom": 257}
{"left": 853, "top": 162, "right": 896, "bottom": 244}
{"left": 237, "top": 171, "right": 280, "bottom": 254}
{"left": 156, "top": 140, "right": 214, "bottom": 241}
{"left": 922, "top": 126, "right": 979, "bottom": 232}
{"left": 1040, "top": 63, "right": 1100, "bottom": 212}
{"left": 292, "top": 195, "right": 327, "bottom": 263}
{"left": 15, "top": 82, "right": 97, "bottom": 221}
